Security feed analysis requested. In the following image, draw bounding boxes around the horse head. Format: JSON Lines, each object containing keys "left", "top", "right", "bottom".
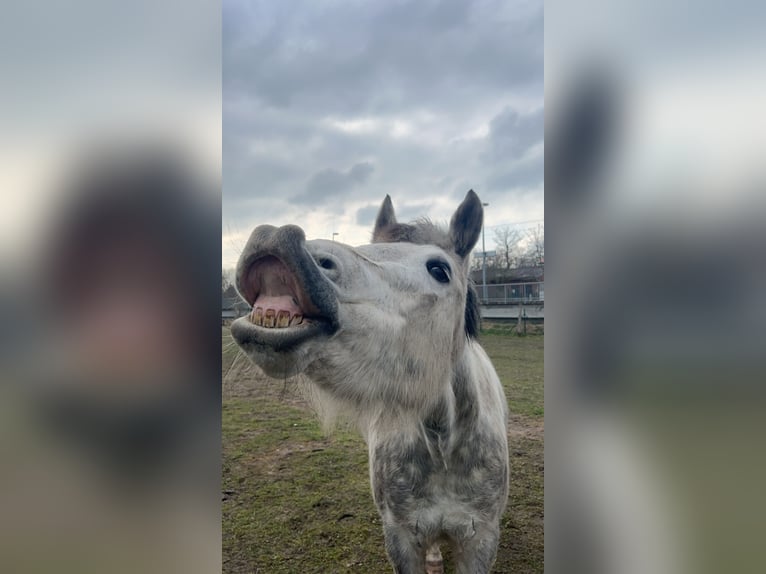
{"left": 231, "top": 190, "right": 484, "bottom": 411}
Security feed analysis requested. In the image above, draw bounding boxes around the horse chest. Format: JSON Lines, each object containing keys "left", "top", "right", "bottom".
{"left": 369, "top": 430, "right": 507, "bottom": 539}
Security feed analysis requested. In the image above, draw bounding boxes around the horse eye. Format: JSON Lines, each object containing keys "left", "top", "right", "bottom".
{"left": 318, "top": 257, "right": 336, "bottom": 270}
{"left": 427, "top": 260, "right": 451, "bottom": 283}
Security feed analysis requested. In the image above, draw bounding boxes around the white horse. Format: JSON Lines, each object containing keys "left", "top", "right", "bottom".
{"left": 231, "top": 190, "right": 509, "bottom": 573}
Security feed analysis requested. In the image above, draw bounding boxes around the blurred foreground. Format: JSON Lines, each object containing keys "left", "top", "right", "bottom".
{"left": 0, "top": 2, "right": 221, "bottom": 572}
{"left": 547, "top": 2, "right": 766, "bottom": 573}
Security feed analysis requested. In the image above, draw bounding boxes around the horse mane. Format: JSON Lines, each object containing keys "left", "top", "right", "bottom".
{"left": 372, "top": 217, "right": 481, "bottom": 339}
{"left": 372, "top": 217, "right": 453, "bottom": 251}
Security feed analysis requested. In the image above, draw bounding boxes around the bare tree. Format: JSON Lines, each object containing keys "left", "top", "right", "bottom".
{"left": 470, "top": 253, "right": 482, "bottom": 272}
{"left": 525, "top": 224, "right": 544, "bottom": 266}
{"left": 492, "top": 225, "right": 523, "bottom": 269}
{"left": 222, "top": 268, "right": 237, "bottom": 293}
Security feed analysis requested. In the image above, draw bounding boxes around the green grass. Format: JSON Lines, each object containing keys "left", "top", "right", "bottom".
{"left": 481, "top": 329, "right": 545, "bottom": 419}
{"left": 222, "top": 328, "right": 543, "bottom": 573}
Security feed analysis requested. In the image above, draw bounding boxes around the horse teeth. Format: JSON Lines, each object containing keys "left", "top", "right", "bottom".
{"left": 251, "top": 306, "right": 302, "bottom": 328}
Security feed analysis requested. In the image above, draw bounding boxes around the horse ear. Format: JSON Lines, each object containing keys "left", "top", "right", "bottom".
{"left": 372, "top": 195, "right": 397, "bottom": 241}
{"left": 449, "top": 189, "right": 483, "bottom": 258}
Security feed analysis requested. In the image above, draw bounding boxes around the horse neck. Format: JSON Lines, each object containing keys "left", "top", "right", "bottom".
{"left": 448, "top": 340, "right": 484, "bottom": 429}
{"left": 363, "top": 339, "right": 483, "bottom": 443}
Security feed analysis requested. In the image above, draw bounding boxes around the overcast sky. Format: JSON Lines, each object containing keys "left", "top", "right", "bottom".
{"left": 222, "top": 0, "right": 543, "bottom": 269}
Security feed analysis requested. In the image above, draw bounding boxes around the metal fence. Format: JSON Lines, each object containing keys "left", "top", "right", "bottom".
{"left": 476, "top": 282, "right": 544, "bottom": 305}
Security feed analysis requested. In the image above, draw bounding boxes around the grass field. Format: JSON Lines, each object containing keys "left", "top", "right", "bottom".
{"left": 222, "top": 325, "right": 543, "bottom": 573}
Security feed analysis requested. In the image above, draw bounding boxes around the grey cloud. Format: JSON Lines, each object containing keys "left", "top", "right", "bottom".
{"left": 396, "top": 203, "right": 438, "bottom": 223}
{"left": 349, "top": 162, "right": 375, "bottom": 183}
{"left": 485, "top": 106, "right": 544, "bottom": 162}
{"left": 224, "top": 0, "right": 542, "bottom": 115}
{"left": 356, "top": 204, "right": 380, "bottom": 226}
{"left": 294, "top": 162, "right": 375, "bottom": 205}
{"left": 478, "top": 106, "right": 544, "bottom": 195}
{"left": 484, "top": 155, "right": 544, "bottom": 195}
{"left": 223, "top": 0, "right": 543, "bottom": 236}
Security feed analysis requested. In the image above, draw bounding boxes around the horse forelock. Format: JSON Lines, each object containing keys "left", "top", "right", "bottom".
{"left": 373, "top": 218, "right": 453, "bottom": 252}
{"left": 373, "top": 218, "right": 481, "bottom": 339}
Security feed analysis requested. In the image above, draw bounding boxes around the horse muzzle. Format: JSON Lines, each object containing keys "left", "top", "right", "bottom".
{"left": 230, "top": 224, "right": 339, "bottom": 357}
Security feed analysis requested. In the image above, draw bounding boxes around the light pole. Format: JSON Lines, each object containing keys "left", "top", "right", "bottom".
{"left": 332, "top": 232, "right": 339, "bottom": 242}
{"left": 481, "top": 202, "right": 489, "bottom": 303}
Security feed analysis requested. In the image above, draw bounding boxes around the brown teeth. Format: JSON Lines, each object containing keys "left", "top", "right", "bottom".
{"left": 250, "top": 307, "right": 304, "bottom": 329}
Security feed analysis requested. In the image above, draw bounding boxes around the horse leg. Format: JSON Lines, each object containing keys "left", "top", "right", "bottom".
{"left": 383, "top": 525, "right": 426, "bottom": 574}
{"left": 424, "top": 543, "right": 443, "bottom": 574}
{"left": 453, "top": 527, "right": 500, "bottom": 574}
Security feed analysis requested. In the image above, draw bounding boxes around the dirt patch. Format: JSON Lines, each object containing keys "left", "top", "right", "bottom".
{"left": 508, "top": 412, "right": 544, "bottom": 441}
{"left": 223, "top": 349, "right": 310, "bottom": 409}
{"left": 254, "top": 441, "right": 332, "bottom": 477}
